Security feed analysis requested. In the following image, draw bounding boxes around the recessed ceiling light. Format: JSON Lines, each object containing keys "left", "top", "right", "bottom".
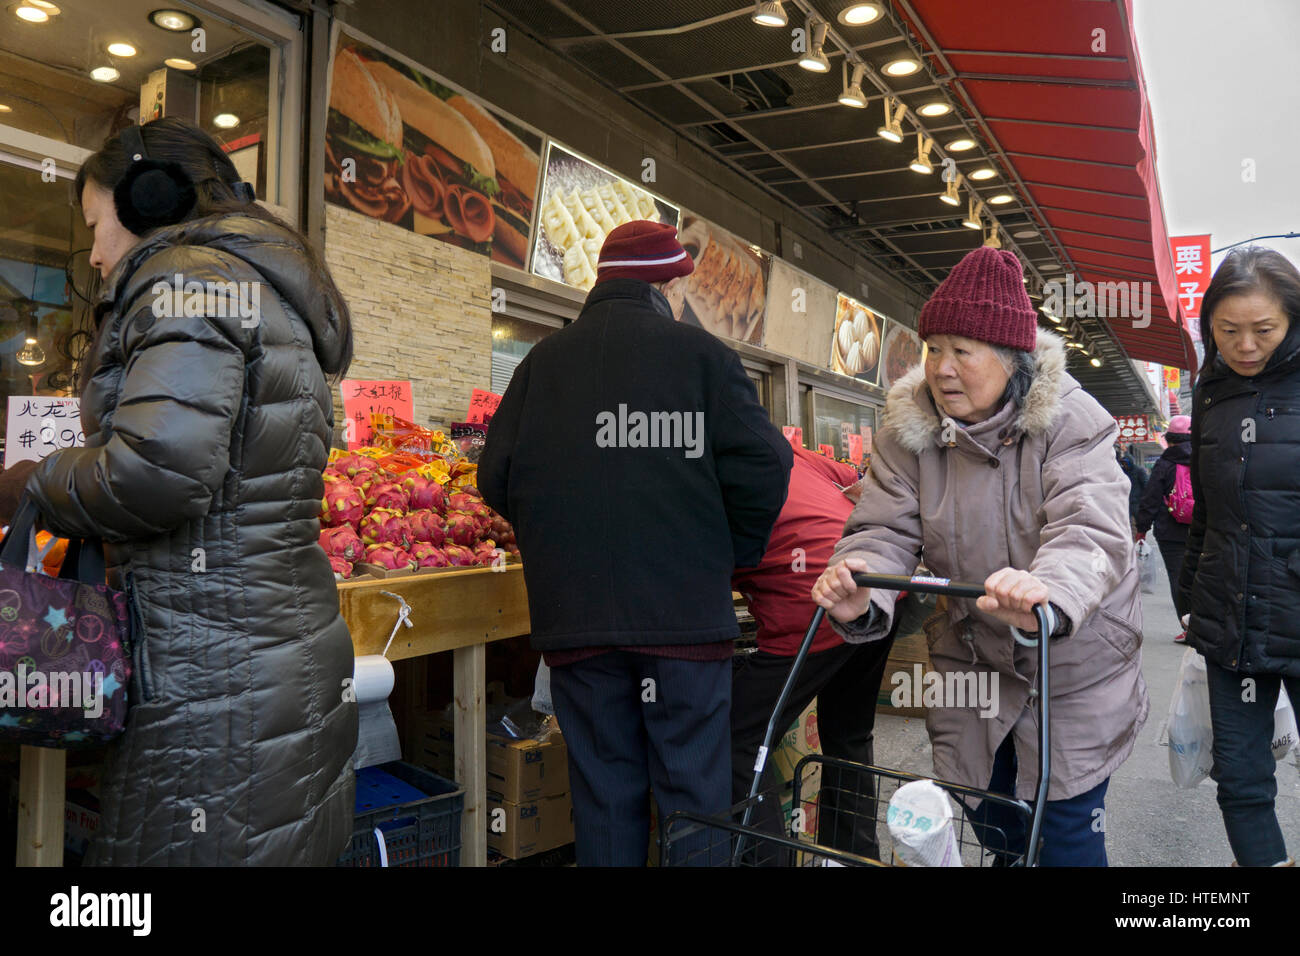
{"left": 213, "top": 112, "right": 240, "bottom": 129}
{"left": 1013, "top": 229, "right": 1037, "bottom": 239}
{"left": 969, "top": 167, "right": 997, "bottom": 180}
{"left": 988, "top": 193, "right": 1014, "bottom": 204}
{"left": 90, "top": 66, "right": 120, "bottom": 82}
{"left": 15, "top": 5, "right": 49, "bottom": 22}
{"left": 0, "top": 104, "right": 11, "bottom": 112}
{"left": 27, "top": 0, "right": 60, "bottom": 8}
{"left": 1039, "top": 263, "right": 1062, "bottom": 271}
{"left": 107, "top": 42, "right": 137, "bottom": 57}
{"left": 946, "top": 138, "right": 976, "bottom": 151}
{"left": 883, "top": 58, "right": 920, "bottom": 76}
{"left": 838, "top": 3, "right": 882, "bottom": 25}
{"left": 918, "top": 102, "right": 950, "bottom": 117}
{"left": 164, "top": 57, "right": 196, "bottom": 70}
{"left": 149, "top": 8, "right": 198, "bottom": 32}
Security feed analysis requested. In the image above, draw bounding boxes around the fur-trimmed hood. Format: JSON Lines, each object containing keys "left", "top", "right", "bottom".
{"left": 882, "top": 329, "right": 1069, "bottom": 454}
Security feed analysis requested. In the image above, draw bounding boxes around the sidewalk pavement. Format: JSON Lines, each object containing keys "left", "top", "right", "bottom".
{"left": 870, "top": 533, "right": 1300, "bottom": 866}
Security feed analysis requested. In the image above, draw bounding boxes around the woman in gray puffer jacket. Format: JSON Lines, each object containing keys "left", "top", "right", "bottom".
{"left": 25, "top": 117, "right": 357, "bottom": 865}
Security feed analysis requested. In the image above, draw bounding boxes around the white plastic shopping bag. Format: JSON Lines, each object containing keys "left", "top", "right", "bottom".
{"left": 1136, "top": 539, "right": 1156, "bottom": 594}
{"left": 1167, "top": 647, "right": 1214, "bottom": 788}
{"left": 1273, "top": 686, "right": 1298, "bottom": 762}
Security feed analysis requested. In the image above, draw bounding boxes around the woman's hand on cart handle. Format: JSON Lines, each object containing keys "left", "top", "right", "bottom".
{"left": 812, "top": 557, "right": 874, "bottom": 624}
{"left": 976, "top": 567, "right": 1050, "bottom": 632}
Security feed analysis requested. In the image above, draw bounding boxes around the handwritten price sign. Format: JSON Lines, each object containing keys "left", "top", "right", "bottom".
{"left": 341, "top": 380, "right": 414, "bottom": 449}
{"left": 781, "top": 425, "right": 803, "bottom": 449}
{"left": 5, "top": 397, "right": 85, "bottom": 469}
{"left": 848, "top": 433, "right": 863, "bottom": 465}
{"left": 466, "top": 388, "right": 502, "bottom": 426}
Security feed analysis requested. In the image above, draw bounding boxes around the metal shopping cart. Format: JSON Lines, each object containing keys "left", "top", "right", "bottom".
{"left": 659, "top": 572, "right": 1056, "bottom": 867}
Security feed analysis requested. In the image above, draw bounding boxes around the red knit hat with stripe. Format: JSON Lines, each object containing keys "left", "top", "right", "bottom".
{"left": 918, "top": 246, "right": 1038, "bottom": 351}
{"left": 594, "top": 220, "right": 695, "bottom": 286}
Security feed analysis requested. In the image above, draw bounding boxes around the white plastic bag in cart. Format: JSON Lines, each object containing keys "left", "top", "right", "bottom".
{"left": 1136, "top": 539, "right": 1156, "bottom": 594}
{"left": 1167, "top": 647, "right": 1214, "bottom": 788}
{"left": 887, "top": 779, "right": 963, "bottom": 867}
{"left": 1273, "top": 686, "right": 1297, "bottom": 761}
{"left": 531, "top": 659, "right": 554, "bottom": 716}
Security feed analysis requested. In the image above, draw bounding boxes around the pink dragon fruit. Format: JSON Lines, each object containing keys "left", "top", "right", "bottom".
{"left": 447, "top": 492, "right": 486, "bottom": 515}
{"left": 444, "top": 510, "right": 479, "bottom": 547}
{"left": 402, "top": 473, "right": 448, "bottom": 513}
{"left": 473, "top": 540, "right": 501, "bottom": 566}
{"left": 409, "top": 541, "right": 451, "bottom": 569}
{"left": 321, "top": 475, "right": 365, "bottom": 529}
{"left": 319, "top": 525, "right": 365, "bottom": 562}
{"left": 407, "top": 509, "right": 446, "bottom": 547}
{"left": 352, "top": 467, "right": 395, "bottom": 496}
{"left": 360, "top": 507, "right": 413, "bottom": 548}
{"left": 333, "top": 453, "right": 378, "bottom": 480}
{"left": 442, "top": 543, "right": 477, "bottom": 567}
{"left": 365, "top": 480, "right": 410, "bottom": 512}
{"left": 329, "top": 555, "right": 356, "bottom": 578}
{"left": 363, "top": 542, "right": 416, "bottom": 571}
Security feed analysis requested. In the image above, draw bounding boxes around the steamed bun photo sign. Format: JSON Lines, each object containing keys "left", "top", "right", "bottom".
{"left": 831, "top": 293, "right": 883, "bottom": 385}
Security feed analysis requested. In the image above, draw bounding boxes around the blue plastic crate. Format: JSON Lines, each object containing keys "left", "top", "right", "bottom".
{"left": 338, "top": 762, "right": 464, "bottom": 867}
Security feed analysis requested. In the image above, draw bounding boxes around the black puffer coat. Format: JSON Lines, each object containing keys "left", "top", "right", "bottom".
{"left": 1177, "top": 344, "right": 1300, "bottom": 677}
{"left": 26, "top": 213, "right": 358, "bottom": 864}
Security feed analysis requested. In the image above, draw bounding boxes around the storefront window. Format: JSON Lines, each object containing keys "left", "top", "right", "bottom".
{"left": 811, "top": 391, "right": 877, "bottom": 459}
{"left": 491, "top": 315, "right": 556, "bottom": 394}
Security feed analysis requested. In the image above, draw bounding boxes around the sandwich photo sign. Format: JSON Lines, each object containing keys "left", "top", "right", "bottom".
{"left": 324, "top": 31, "right": 542, "bottom": 268}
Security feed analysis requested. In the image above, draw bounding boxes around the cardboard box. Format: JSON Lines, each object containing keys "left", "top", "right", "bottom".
{"left": 487, "top": 791, "right": 573, "bottom": 859}
{"left": 406, "top": 711, "right": 569, "bottom": 800}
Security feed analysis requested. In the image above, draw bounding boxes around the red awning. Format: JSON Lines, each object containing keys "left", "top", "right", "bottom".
{"left": 897, "top": 0, "right": 1196, "bottom": 370}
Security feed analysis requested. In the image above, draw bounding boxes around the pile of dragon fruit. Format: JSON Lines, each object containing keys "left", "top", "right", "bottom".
{"left": 318, "top": 452, "right": 519, "bottom": 579}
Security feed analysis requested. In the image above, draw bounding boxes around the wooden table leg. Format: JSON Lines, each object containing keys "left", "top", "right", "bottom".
{"left": 16, "top": 745, "right": 65, "bottom": 867}
{"left": 453, "top": 643, "right": 486, "bottom": 867}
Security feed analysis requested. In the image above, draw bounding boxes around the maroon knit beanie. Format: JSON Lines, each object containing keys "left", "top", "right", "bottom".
{"left": 918, "top": 246, "right": 1038, "bottom": 351}
{"left": 594, "top": 220, "right": 695, "bottom": 285}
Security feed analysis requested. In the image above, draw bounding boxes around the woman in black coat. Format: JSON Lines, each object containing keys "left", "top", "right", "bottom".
{"left": 1177, "top": 247, "right": 1300, "bottom": 867}
{"left": 1135, "top": 415, "right": 1193, "bottom": 640}
{"left": 24, "top": 118, "right": 358, "bottom": 864}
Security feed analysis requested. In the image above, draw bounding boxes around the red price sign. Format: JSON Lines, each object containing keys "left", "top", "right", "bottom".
{"left": 467, "top": 388, "right": 502, "bottom": 425}
{"left": 781, "top": 425, "right": 803, "bottom": 449}
{"left": 817, "top": 443, "right": 835, "bottom": 459}
{"left": 848, "top": 433, "right": 863, "bottom": 465}
{"left": 341, "top": 380, "right": 414, "bottom": 449}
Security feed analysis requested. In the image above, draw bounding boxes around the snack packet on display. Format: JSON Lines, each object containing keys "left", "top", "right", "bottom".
{"left": 886, "top": 779, "right": 963, "bottom": 867}
{"left": 448, "top": 423, "right": 488, "bottom": 463}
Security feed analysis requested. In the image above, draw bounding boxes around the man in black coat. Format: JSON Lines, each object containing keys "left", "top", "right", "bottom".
{"left": 479, "top": 220, "right": 793, "bottom": 866}
{"left": 1135, "top": 416, "right": 1193, "bottom": 640}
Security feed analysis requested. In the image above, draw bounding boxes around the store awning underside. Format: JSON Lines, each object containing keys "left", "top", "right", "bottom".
{"left": 486, "top": 0, "right": 1192, "bottom": 408}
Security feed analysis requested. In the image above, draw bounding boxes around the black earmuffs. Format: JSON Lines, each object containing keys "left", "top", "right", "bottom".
{"left": 112, "top": 124, "right": 258, "bottom": 234}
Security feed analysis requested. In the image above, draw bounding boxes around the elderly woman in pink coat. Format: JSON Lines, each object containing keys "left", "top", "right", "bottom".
{"left": 812, "top": 246, "right": 1148, "bottom": 866}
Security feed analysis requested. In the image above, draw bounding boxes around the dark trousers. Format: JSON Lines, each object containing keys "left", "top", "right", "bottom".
{"left": 1204, "top": 659, "right": 1300, "bottom": 865}
{"left": 549, "top": 651, "right": 731, "bottom": 866}
{"left": 730, "top": 636, "right": 895, "bottom": 860}
{"left": 969, "top": 733, "right": 1110, "bottom": 866}
{"left": 1156, "top": 536, "right": 1189, "bottom": 621}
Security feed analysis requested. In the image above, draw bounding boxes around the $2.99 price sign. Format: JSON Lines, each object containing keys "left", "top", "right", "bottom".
{"left": 5, "top": 397, "right": 85, "bottom": 469}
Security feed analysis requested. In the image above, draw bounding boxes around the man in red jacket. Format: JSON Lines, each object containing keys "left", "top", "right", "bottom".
{"left": 732, "top": 445, "right": 899, "bottom": 860}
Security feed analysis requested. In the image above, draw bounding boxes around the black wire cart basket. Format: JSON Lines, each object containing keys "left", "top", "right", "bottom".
{"left": 659, "top": 573, "right": 1056, "bottom": 867}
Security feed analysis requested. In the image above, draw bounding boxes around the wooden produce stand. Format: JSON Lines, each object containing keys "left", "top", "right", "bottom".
{"left": 13, "top": 564, "right": 529, "bottom": 867}
{"left": 336, "top": 564, "right": 530, "bottom": 867}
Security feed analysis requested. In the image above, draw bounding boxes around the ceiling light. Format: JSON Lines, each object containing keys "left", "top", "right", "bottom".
{"left": 877, "top": 96, "right": 906, "bottom": 143}
{"left": 1090, "top": 356, "right": 1103, "bottom": 368}
{"left": 883, "top": 58, "right": 920, "bottom": 77}
{"left": 982, "top": 224, "right": 1002, "bottom": 248}
{"left": 939, "top": 176, "right": 960, "bottom": 206}
{"left": 107, "top": 42, "right": 137, "bottom": 57}
{"left": 1013, "top": 229, "right": 1037, "bottom": 239}
{"left": 213, "top": 113, "right": 240, "bottom": 129}
{"left": 969, "top": 167, "right": 997, "bottom": 180}
{"left": 15, "top": 5, "right": 49, "bottom": 22}
{"left": 963, "top": 198, "right": 985, "bottom": 230}
{"left": 0, "top": 104, "right": 11, "bottom": 112}
{"left": 838, "top": 63, "right": 867, "bottom": 108}
{"left": 909, "top": 132, "right": 933, "bottom": 174}
{"left": 799, "top": 20, "right": 830, "bottom": 72}
{"left": 28, "top": 0, "right": 62, "bottom": 8}
{"left": 751, "top": 1, "right": 786, "bottom": 27}
{"left": 918, "top": 101, "right": 950, "bottom": 117}
{"left": 1039, "top": 262, "right": 1062, "bottom": 272}
{"left": 149, "top": 8, "right": 197, "bottom": 31}
{"left": 838, "top": 3, "right": 883, "bottom": 25}
{"left": 165, "top": 57, "right": 196, "bottom": 70}
{"left": 946, "top": 138, "right": 975, "bottom": 151}
{"left": 90, "top": 66, "right": 120, "bottom": 82}
{"left": 989, "top": 193, "right": 1014, "bottom": 204}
